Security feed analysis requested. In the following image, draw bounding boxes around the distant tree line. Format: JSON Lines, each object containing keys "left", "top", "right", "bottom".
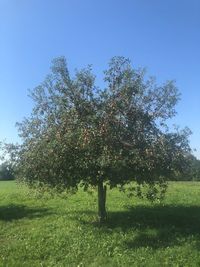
{"left": 0, "top": 161, "right": 15, "bottom": 181}
{"left": 173, "top": 154, "right": 200, "bottom": 181}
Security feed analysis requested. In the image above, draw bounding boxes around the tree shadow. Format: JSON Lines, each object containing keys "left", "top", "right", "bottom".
{"left": 0, "top": 204, "right": 52, "bottom": 221}
{"left": 80, "top": 204, "right": 200, "bottom": 249}
{"left": 108, "top": 205, "right": 200, "bottom": 249}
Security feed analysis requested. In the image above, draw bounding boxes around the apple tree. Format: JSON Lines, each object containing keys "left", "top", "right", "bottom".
{"left": 14, "top": 56, "right": 191, "bottom": 222}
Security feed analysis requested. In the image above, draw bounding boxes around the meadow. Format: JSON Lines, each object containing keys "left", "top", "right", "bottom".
{"left": 1, "top": 181, "right": 200, "bottom": 267}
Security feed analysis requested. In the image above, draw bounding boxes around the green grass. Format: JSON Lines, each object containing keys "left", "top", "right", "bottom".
{"left": 1, "top": 181, "right": 200, "bottom": 266}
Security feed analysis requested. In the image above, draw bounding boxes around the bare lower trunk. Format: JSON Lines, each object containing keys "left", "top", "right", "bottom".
{"left": 98, "top": 181, "right": 107, "bottom": 223}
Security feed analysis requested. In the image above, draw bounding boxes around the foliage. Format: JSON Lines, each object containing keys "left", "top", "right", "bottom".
{"left": 0, "top": 161, "right": 15, "bottom": 180}
{"left": 7, "top": 56, "right": 191, "bottom": 219}
{"left": 190, "top": 156, "right": 200, "bottom": 180}
{"left": 171, "top": 154, "right": 200, "bottom": 181}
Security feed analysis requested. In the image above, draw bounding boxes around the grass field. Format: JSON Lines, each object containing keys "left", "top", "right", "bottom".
{"left": 1, "top": 181, "right": 200, "bottom": 266}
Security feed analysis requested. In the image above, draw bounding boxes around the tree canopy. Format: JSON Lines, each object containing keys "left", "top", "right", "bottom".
{"left": 11, "top": 56, "right": 191, "bottom": 222}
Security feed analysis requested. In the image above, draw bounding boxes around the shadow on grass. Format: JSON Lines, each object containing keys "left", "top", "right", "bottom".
{"left": 0, "top": 204, "right": 52, "bottom": 221}
{"left": 112, "top": 205, "right": 200, "bottom": 249}
{"left": 79, "top": 204, "right": 200, "bottom": 249}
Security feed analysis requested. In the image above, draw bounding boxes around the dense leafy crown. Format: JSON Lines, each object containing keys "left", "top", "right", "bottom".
{"left": 14, "top": 57, "right": 191, "bottom": 197}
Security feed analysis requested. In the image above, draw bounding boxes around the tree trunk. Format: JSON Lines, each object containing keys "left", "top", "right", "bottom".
{"left": 98, "top": 180, "right": 107, "bottom": 223}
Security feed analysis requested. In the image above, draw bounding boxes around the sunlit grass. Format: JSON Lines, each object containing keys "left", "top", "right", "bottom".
{"left": 1, "top": 181, "right": 200, "bottom": 266}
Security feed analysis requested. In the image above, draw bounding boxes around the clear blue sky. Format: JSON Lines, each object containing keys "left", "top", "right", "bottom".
{"left": 0, "top": 0, "right": 200, "bottom": 158}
